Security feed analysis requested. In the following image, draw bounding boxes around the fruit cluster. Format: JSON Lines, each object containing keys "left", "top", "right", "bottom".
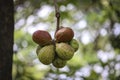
{"left": 32, "top": 27, "right": 79, "bottom": 68}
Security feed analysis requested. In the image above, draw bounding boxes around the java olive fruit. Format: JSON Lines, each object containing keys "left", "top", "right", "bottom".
{"left": 32, "top": 30, "right": 52, "bottom": 46}
{"left": 38, "top": 45, "right": 55, "bottom": 65}
{"left": 36, "top": 45, "right": 42, "bottom": 55}
{"left": 56, "top": 43, "right": 75, "bottom": 60}
{"left": 52, "top": 57, "right": 67, "bottom": 68}
{"left": 70, "top": 39, "right": 79, "bottom": 51}
{"left": 55, "top": 27, "right": 74, "bottom": 42}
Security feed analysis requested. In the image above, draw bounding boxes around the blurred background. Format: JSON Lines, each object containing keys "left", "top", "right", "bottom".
{"left": 13, "top": 0, "right": 120, "bottom": 80}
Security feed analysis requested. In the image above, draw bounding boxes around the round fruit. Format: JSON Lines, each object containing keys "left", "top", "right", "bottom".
{"left": 55, "top": 27, "right": 74, "bottom": 42}
{"left": 38, "top": 45, "right": 55, "bottom": 65}
{"left": 56, "top": 43, "right": 75, "bottom": 60}
{"left": 36, "top": 45, "right": 42, "bottom": 55}
{"left": 52, "top": 57, "right": 67, "bottom": 68}
{"left": 32, "top": 30, "right": 52, "bottom": 46}
{"left": 70, "top": 39, "right": 79, "bottom": 51}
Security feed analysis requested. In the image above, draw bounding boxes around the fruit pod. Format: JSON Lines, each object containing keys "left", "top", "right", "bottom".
{"left": 38, "top": 45, "right": 55, "bottom": 65}
{"left": 36, "top": 45, "right": 42, "bottom": 55}
{"left": 52, "top": 57, "right": 67, "bottom": 68}
{"left": 32, "top": 30, "right": 52, "bottom": 46}
{"left": 56, "top": 43, "right": 75, "bottom": 60}
{"left": 69, "top": 39, "right": 79, "bottom": 52}
{"left": 55, "top": 27, "right": 74, "bottom": 42}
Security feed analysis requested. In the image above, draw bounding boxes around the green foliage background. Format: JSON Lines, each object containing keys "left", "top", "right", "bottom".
{"left": 13, "top": 0, "right": 120, "bottom": 80}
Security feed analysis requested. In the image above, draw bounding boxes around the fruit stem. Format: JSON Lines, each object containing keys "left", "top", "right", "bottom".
{"left": 53, "top": 0, "right": 60, "bottom": 33}
{"left": 56, "top": 12, "right": 60, "bottom": 32}
{"left": 52, "top": 39, "right": 58, "bottom": 58}
{"left": 52, "top": 39, "right": 56, "bottom": 48}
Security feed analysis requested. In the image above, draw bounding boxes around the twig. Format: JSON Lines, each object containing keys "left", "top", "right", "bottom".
{"left": 53, "top": 0, "right": 60, "bottom": 33}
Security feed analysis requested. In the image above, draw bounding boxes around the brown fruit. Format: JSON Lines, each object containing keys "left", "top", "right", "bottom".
{"left": 52, "top": 57, "right": 67, "bottom": 68}
{"left": 32, "top": 30, "right": 52, "bottom": 46}
{"left": 55, "top": 27, "right": 74, "bottom": 42}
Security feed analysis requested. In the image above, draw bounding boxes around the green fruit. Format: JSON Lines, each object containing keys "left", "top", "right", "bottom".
{"left": 52, "top": 57, "right": 67, "bottom": 68}
{"left": 56, "top": 43, "right": 75, "bottom": 60}
{"left": 38, "top": 45, "right": 55, "bottom": 65}
{"left": 36, "top": 45, "right": 42, "bottom": 55}
{"left": 70, "top": 39, "right": 79, "bottom": 51}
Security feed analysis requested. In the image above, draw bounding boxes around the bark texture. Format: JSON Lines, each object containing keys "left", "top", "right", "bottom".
{"left": 0, "top": 0, "right": 14, "bottom": 80}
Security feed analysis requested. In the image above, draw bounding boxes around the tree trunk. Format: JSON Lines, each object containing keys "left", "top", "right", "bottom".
{"left": 0, "top": 0, "right": 14, "bottom": 80}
